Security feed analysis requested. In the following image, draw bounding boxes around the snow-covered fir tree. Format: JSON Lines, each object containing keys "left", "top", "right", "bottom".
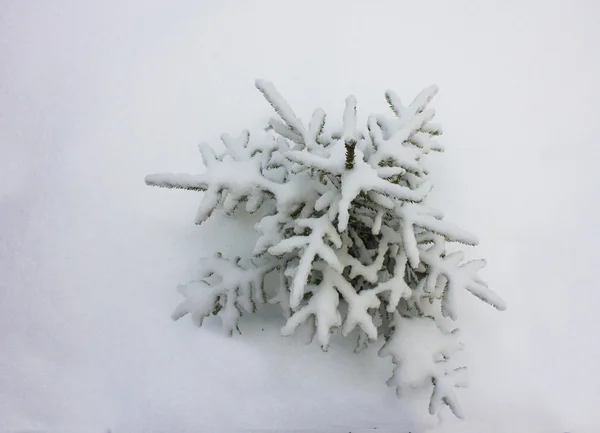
{"left": 145, "top": 80, "right": 506, "bottom": 423}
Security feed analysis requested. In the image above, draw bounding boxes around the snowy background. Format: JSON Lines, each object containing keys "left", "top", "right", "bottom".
{"left": 1, "top": 1, "right": 599, "bottom": 432}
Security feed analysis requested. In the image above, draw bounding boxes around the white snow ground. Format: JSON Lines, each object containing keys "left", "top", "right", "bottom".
{"left": 1, "top": 1, "right": 599, "bottom": 432}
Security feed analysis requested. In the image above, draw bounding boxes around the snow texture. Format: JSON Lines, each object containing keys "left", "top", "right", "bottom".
{"left": 4, "top": 3, "right": 598, "bottom": 432}
{"left": 145, "top": 79, "right": 506, "bottom": 421}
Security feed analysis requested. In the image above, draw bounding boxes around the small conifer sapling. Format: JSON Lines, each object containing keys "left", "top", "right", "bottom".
{"left": 145, "top": 79, "right": 506, "bottom": 424}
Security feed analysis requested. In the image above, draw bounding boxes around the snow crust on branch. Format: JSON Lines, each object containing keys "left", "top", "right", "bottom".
{"left": 145, "top": 80, "right": 506, "bottom": 423}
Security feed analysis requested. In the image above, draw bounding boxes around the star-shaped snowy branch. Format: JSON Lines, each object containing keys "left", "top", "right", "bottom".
{"left": 268, "top": 215, "right": 343, "bottom": 309}
{"left": 396, "top": 202, "right": 479, "bottom": 268}
{"left": 145, "top": 131, "right": 279, "bottom": 224}
{"left": 378, "top": 314, "right": 466, "bottom": 419}
{"left": 281, "top": 282, "right": 342, "bottom": 351}
{"left": 171, "top": 255, "right": 275, "bottom": 334}
{"left": 420, "top": 246, "right": 507, "bottom": 319}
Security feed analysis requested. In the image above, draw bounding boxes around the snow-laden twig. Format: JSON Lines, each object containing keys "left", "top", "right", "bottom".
{"left": 379, "top": 314, "right": 465, "bottom": 419}
{"left": 268, "top": 215, "right": 343, "bottom": 309}
{"left": 172, "top": 255, "right": 277, "bottom": 335}
{"left": 420, "top": 245, "right": 507, "bottom": 319}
